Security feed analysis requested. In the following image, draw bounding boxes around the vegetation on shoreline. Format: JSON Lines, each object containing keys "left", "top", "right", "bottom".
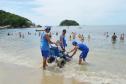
{"left": 59, "top": 19, "right": 79, "bottom": 26}
{"left": 0, "top": 10, "right": 36, "bottom": 28}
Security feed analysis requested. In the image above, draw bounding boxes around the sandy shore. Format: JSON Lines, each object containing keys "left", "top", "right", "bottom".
{"left": 0, "top": 62, "right": 42, "bottom": 84}
{"left": 0, "top": 62, "right": 89, "bottom": 84}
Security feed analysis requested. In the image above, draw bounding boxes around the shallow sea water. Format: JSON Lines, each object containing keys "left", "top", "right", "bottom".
{"left": 0, "top": 26, "right": 126, "bottom": 84}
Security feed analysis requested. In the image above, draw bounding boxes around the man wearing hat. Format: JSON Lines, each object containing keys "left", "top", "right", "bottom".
{"left": 40, "top": 26, "right": 57, "bottom": 69}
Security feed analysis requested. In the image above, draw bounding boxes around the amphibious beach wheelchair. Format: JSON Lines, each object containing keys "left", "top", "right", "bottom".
{"left": 47, "top": 45, "right": 72, "bottom": 68}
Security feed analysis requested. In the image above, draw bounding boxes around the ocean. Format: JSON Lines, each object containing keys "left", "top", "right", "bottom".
{"left": 0, "top": 26, "right": 126, "bottom": 84}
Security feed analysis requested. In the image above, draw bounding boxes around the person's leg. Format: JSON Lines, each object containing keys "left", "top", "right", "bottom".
{"left": 43, "top": 57, "right": 47, "bottom": 70}
{"left": 41, "top": 50, "right": 49, "bottom": 70}
{"left": 79, "top": 53, "right": 83, "bottom": 64}
{"left": 79, "top": 58, "right": 82, "bottom": 65}
{"left": 82, "top": 53, "right": 86, "bottom": 62}
{"left": 82, "top": 50, "right": 89, "bottom": 62}
{"left": 83, "top": 57, "right": 86, "bottom": 61}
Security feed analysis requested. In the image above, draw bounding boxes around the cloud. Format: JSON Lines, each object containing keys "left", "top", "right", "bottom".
{"left": 32, "top": 0, "right": 126, "bottom": 25}
{"left": 1, "top": 0, "right": 126, "bottom": 25}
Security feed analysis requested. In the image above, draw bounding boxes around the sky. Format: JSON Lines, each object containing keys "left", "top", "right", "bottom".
{"left": 1, "top": 0, "right": 126, "bottom": 26}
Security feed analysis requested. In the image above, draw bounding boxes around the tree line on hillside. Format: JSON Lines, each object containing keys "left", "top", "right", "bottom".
{"left": 0, "top": 10, "right": 34, "bottom": 28}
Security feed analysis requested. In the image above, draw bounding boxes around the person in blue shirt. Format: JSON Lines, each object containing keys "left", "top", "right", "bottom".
{"left": 68, "top": 41, "right": 89, "bottom": 64}
{"left": 60, "top": 29, "right": 67, "bottom": 51}
{"left": 40, "top": 26, "right": 57, "bottom": 70}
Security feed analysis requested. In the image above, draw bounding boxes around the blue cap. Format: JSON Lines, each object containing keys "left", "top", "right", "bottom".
{"left": 72, "top": 41, "right": 77, "bottom": 45}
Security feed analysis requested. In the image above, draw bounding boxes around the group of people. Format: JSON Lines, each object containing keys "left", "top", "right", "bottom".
{"left": 40, "top": 26, "right": 89, "bottom": 70}
{"left": 7, "top": 32, "right": 25, "bottom": 38}
{"left": 105, "top": 32, "right": 125, "bottom": 41}
{"left": 7, "top": 31, "right": 42, "bottom": 39}
{"left": 69, "top": 33, "right": 84, "bottom": 42}
{"left": 69, "top": 32, "right": 91, "bottom": 43}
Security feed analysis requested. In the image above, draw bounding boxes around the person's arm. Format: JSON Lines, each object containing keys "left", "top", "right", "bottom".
{"left": 45, "top": 34, "right": 54, "bottom": 44}
{"left": 68, "top": 46, "right": 78, "bottom": 56}
{"left": 45, "top": 34, "right": 58, "bottom": 46}
{"left": 71, "top": 47, "right": 78, "bottom": 57}
{"left": 69, "top": 47, "right": 76, "bottom": 53}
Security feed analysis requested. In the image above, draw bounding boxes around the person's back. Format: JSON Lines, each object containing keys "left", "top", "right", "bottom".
{"left": 112, "top": 33, "right": 117, "bottom": 41}
{"left": 78, "top": 43, "right": 89, "bottom": 52}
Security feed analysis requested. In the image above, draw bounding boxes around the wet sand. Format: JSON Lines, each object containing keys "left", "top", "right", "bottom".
{"left": 0, "top": 62, "right": 89, "bottom": 84}
{"left": 0, "top": 62, "right": 42, "bottom": 84}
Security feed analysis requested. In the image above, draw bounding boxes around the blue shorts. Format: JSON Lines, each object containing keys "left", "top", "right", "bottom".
{"left": 41, "top": 48, "right": 49, "bottom": 59}
{"left": 80, "top": 50, "right": 89, "bottom": 60}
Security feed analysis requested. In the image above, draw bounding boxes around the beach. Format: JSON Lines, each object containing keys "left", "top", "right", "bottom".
{"left": 0, "top": 62, "right": 41, "bottom": 84}
{"left": 0, "top": 26, "right": 126, "bottom": 84}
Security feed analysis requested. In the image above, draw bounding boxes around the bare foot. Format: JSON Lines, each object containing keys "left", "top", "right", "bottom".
{"left": 79, "top": 62, "right": 88, "bottom": 65}
{"left": 43, "top": 67, "right": 46, "bottom": 70}
{"left": 45, "top": 64, "right": 48, "bottom": 66}
{"left": 79, "top": 62, "right": 82, "bottom": 65}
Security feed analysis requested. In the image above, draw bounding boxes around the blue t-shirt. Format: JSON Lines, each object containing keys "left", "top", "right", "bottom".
{"left": 40, "top": 32, "right": 50, "bottom": 51}
{"left": 78, "top": 44, "right": 89, "bottom": 52}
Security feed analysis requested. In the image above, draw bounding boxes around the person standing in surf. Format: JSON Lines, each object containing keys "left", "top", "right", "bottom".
{"left": 112, "top": 33, "right": 117, "bottom": 41}
{"left": 60, "top": 29, "right": 67, "bottom": 51}
{"left": 40, "top": 26, "right": 57, "bottom": 70}
{"left": 68, "top": 41, "right": 89, "bottom": 64}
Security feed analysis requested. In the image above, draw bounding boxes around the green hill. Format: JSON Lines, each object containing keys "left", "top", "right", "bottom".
{"left": 59, "top": 19, "right": 79, "bottom": 26}
{"left": 0, "top": 10, "right": 34, "bottom": 28}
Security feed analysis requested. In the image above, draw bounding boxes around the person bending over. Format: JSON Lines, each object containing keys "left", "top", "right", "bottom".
{"left": 68, "top": 41, "right": 89, "bottom": 64}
